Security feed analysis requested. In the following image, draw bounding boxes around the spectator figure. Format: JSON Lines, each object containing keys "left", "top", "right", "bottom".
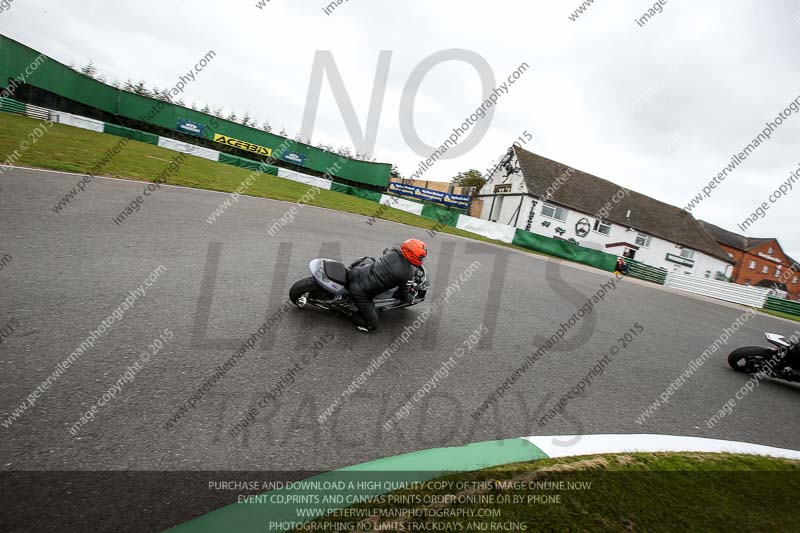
{"left": 615, "top": 257, "right": 629, "bottom": 276}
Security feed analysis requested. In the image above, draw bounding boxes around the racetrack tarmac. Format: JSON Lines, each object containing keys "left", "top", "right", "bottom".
{"left": 1, "top": 168, "right": 799, "bottom": 527}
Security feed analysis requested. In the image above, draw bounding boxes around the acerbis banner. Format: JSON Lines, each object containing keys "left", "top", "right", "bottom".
{"left": 213, "top": 133, "right": 272, "bottom": 156}
{"left": 389, "top": 182, "right": 471, "bottom": 209}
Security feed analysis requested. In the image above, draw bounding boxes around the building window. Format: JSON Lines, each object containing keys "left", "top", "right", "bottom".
{"left": 776, "top": 265, "right": 782, "bottom": 278}
{"left": 705, "top": 270, "right": 712, "bottom": 278}
{"left": 768, "top": 247, "right": 774, "bottom": 254}
{"left": 680, "top": 248, "right": 695, "bottom": 260}
{"left": 635, "top": 233, "right": 651, "bottom": 248}
{"left": 541, "top": 202, "right": 567, "bottom": 222}
{"left": 749, "top": 260, "right": 757, "bottom": 269}
{"left": 762, "top": 265, "right": 770, "bottom": 274}
{"left": 794, "top": 276, "right": 799, "bottom": 284}
{"left": 593, "top": 219, "right": 612, "bottom": 236}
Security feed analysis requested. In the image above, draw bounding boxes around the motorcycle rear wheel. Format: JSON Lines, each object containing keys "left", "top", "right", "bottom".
{"left": 289, "top": 276, "right": 327, "bottom": 305}
{"left": 727, "top": 346, "right": 775, "bottom": 374}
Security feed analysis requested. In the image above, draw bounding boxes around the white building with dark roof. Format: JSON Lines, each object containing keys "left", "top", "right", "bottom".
{"left": 478, "top": 146, "right": 735, "bottom": 279}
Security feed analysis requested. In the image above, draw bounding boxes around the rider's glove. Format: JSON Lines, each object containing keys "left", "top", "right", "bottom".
{"left": 406, "top": 279, "right": 418, "bottom": 296}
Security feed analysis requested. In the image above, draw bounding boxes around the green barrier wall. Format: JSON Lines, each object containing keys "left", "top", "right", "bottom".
{"left": 421, "top": 204, "right": 460, "bottom": 227}
{"left": 218, "top": 153, "right": 279, "bottom": 175}
{"left": 512, "top": 229, "right": 618, "bottom": 272}
{"left": 330, "top": 183, "right": 383, "bottom": 203}
{"left": 0, "top": 96, "right": 26, "bottom": 114}
{"left": 102, "top": 123, "right": 159, "bottom": 145}
{"left": 764, "top": 296, "right": 800, "bottom": 317}
{"left": 626, "top": 259, "right": 668, "bottom": 285}
{"left": 0, "top": 36, "right": 391, "bottom": 187}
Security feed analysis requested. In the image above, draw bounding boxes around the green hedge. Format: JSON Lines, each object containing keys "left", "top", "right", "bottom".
{"left": 512, "top": 229, "right": 617, "bottom": 272}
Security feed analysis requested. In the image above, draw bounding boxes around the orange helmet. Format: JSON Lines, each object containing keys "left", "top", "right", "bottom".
{"left": 401, "top": 238, "right": 427, "bottom": 266}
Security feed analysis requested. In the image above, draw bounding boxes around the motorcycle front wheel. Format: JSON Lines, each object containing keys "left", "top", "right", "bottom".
{"left": 727, "top": 346, "right": 775, "bottom": 374}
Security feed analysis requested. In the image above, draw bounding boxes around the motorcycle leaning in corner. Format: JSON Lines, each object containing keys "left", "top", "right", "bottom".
{"left": 728, "top": 331, "right": 800, "bottom": 383}
{"left": 288, "top": 254, "right": 431, "bottom": 323}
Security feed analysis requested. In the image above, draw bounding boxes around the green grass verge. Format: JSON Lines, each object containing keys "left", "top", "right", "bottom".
{"left": 295, "top": 452, "right": 800, "bottom": 532}
{"left": 0, "top": 113, "right": 550, "bottom": 256}
{"left": 757, "top": 307, "right": 800, "bottom": 323}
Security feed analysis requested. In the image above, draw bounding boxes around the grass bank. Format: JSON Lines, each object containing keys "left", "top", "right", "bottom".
{"left": 295, "top": 452, "right": 799, "bottom": 532}
{"left": 0, "top": 114, "right": 545, "bottom": 256}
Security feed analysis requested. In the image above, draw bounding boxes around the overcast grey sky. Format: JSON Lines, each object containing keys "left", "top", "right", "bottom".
{"left": 2, "top": 0, "right": 799, "bottom": 258}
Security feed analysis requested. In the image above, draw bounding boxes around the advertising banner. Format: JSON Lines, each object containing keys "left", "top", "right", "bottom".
{"left": 213, "top": 133, "right": 272, "bottom": 156}
{"left": 176, "top": 119, "right": 206, "bottom": 137}
{"left": 280, "top": 151, "right": 307, "bottom": 165}
{"left": 388, "top": 182, "right": 471, "bottom": 209}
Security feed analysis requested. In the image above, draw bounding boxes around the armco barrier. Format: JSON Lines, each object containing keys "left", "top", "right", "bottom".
{"left": 764, "top": 296, "right": 800, "bottom": 317}
{"left": 456, "top": 215, "right": 517, "bottom": 244}
{"left": 511, "top": 229, "right": 618, "bottom": 272}
{"left": 0, "top": 96, "right": 27, "bottom": 115}
{"left": 626, "top": 259, "right": 667, "bottom": 285}
{"left": 665, "top": 271, "right": 771, "bottom": 308}
{"left": 103, "top": 123, "right": 159, "bottom": 145}
{"left": 0, "top": 97, "right": 51, "bottom": 120}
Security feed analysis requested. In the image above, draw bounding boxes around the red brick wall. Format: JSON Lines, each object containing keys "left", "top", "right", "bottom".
{"left": 724, "top": 240, "right": 799, "bottom": 300}
{"left": 720, "top": 244, "right": 745, "bottom": 280}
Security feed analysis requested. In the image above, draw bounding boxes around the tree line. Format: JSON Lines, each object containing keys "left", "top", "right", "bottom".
{"left": 70, "top": 61, "right": 493, "bottom": 189}
{"left": 70, "top": 61, "right": 376, "bottom": 162}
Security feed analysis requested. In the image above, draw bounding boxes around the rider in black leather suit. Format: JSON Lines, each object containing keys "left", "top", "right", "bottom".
{"left": 347, "top": 240, "right": 426, "bottom": 331}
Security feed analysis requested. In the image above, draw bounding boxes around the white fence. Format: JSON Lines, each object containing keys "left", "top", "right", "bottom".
{"left": 665, "top": 271, "right": 771, "bottom": 308}
{"left": 22, "top": 102, "right": 51, "bottom": 121}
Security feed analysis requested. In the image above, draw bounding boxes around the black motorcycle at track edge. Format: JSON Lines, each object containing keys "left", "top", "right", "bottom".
{"left": 728, "top": 332, "right": 800, "bottom": 383}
